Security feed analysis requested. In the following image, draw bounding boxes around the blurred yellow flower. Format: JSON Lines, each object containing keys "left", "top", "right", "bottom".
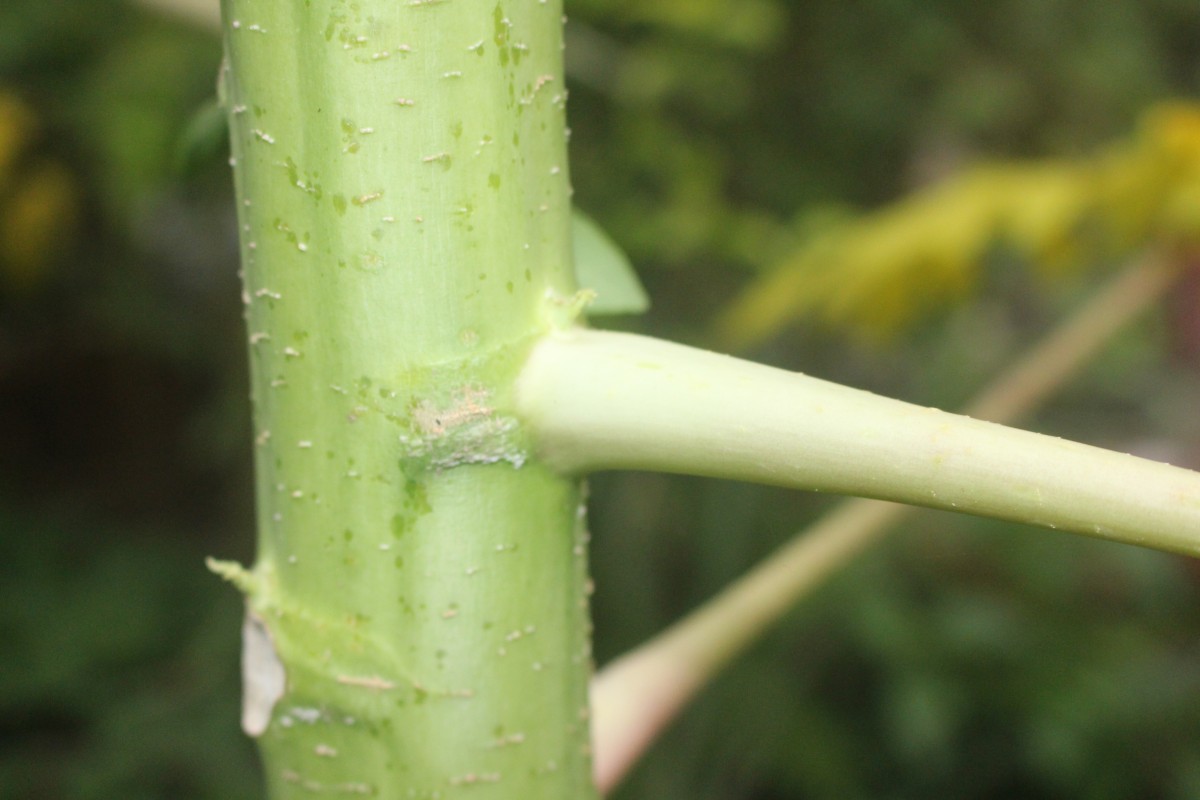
{"left": 718, "top": 103, "right": 1200, "bottom": 347}
{"left": 0, "top": 92, "right": 77, "bottom": 294}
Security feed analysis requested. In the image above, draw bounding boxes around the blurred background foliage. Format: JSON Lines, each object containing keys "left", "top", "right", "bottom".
{"left": 2, "top": 1, "right": 1200, "bottom": 798}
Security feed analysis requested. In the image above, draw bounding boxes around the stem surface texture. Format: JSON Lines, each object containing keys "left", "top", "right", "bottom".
{"left": 220, "top": 1, "right": 596, "bottom": 797}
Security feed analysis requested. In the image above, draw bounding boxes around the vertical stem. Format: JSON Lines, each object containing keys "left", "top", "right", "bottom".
{"left": 219, "top": 1, "right": 595, "bottom": 797}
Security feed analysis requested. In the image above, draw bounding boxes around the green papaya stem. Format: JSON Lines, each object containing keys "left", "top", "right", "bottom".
{"left": 582, "top": 251, "right": 1184, "bottom": 791}
{"left": 219, "top": 1, "right": 596, "bottom": 797}
{"left": 518, "top": 269, "right": 1200, "bottom": 555}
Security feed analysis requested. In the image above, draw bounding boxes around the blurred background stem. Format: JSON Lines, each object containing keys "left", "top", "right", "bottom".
{"left": 588, "top": 251, "right": 1183, "bottom": 792}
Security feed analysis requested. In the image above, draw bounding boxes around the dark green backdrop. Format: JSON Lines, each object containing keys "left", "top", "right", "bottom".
{"left": 2, "top": 1, "right": 1200, "bottom": 797}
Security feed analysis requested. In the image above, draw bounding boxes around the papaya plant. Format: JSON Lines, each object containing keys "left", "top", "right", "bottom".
{"left": 207, "top": 1, "right": 1200, "bottom": 797}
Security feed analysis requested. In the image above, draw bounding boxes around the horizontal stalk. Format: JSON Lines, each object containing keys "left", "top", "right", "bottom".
{"left": 516, "top": 328, "right": 1200, "bottom": 557}
{"left": 583, "top": 251, "right": 1181, "bottom": 792}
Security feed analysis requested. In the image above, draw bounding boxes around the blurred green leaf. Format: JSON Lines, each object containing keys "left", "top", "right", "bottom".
{"left": 175, "top": 97, "right": 227, "bottom": 178}
{"left": 573, "top": 209, "right": 650, "bottom": 315}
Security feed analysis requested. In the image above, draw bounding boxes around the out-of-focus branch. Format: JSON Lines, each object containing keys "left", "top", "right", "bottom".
{"left": 130, "top": 0, "right": 220, "bottom": 31}
{"left": 584, "top": 252, "right": 1182, "bottom": 793}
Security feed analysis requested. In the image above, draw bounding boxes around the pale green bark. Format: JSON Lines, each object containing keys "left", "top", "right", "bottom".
{"left": 219, "top": 1, "right": 596, "bottom": 797}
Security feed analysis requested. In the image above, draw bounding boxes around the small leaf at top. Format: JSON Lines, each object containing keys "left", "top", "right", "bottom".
{"left": 572, "top": 210, "right": 649, "bottom": 315}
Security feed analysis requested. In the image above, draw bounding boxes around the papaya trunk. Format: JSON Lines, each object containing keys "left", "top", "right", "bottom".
{"left": 218, "top": 1, "right": 596, "bottom": 796}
